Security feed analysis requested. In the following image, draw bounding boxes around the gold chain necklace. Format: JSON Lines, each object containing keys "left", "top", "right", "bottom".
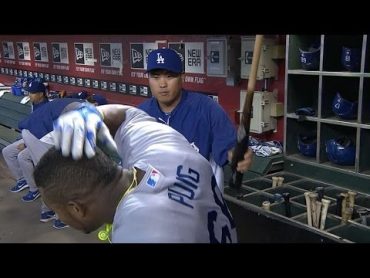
{"left": 98, "top": 167, "right": 138, "bottom": 242}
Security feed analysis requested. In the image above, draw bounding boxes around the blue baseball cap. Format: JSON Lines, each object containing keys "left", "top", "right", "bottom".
{"left": 92, "top": 94, "right": 108, "bottom": 106}
{"left": 146, "top": 48, "right": 183, "bottom": 74}
{"left": 26, "top": 80, "right": 46, "bottom": 94}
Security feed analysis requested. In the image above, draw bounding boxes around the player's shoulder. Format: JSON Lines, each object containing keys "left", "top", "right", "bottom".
{"left": 137, "top": 98, "right": 154, "bottom": 110}
{"left": 185, "top": 90, "right": 218, "bottom": 108}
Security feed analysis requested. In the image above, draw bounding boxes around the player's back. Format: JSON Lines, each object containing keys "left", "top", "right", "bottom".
{"left": 112, "top": 107, "right": 237, "bottom": 243}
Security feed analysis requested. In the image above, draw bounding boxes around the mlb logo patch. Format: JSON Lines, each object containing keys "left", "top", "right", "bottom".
{"left": 146, "top": 168, "right": 161, "bottom": 188}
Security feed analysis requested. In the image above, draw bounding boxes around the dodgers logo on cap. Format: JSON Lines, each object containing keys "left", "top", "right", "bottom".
{"left": 146, "top": 48, "right": 183, "bottom": 74}
{"left": 26, "top": 80, "right": 46, "bottom": 94}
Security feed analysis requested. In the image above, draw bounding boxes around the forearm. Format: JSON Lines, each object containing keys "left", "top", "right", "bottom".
{"left": 97, "top": 104, "right": 128, "bottom": 137}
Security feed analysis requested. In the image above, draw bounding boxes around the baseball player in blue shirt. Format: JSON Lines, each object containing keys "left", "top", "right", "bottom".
{"left": 138, "top": 48, "right": 253, "bottom": 192}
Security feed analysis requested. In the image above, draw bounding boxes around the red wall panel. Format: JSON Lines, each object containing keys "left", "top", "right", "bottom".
{"left": 0, "top": 34, "right": 285, "bottom": 142}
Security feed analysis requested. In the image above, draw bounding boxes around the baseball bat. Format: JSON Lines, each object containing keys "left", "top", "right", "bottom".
{"left": 319, "top": 198, "right": 331, "bottom": 230}
{"left": 277, "top": 177, "right": 284, "bottom": 186}
{"left": 347, "top": 191, "right": 356, "bottom": 219}
{"left": 309, "top": 192, "right": 318, "bottom": 228}
{"left": 262, "top": 200, "right": 271, "bottom": 211}
{"left": 335, "top": 194, "right": 344, "bottom": 216}
{"left": 341, "top": 192, "right": 348, "bottom": 218}
{"left": 315, "top": 200, "right": 322, "bottom": 229}
{"left": 341, "top": 207, "right": 353, "bottom": 224}
{"left": 347, "top": 190, "right": 356, "bottom": 210}
{"left": 229, "top": 35, "right": 263, "bottom": 189}
{"left": 315, "top": 187, "right": 324, "bottom": 202}
{"left": 272, "top": 176, "right": 278, "bottom": 188}
{"left": 304, "top": 192, "right": 312, "bottom": 226}
{"left": 357, "top": 208, "right": 369, "bottom": 226}
{"left": 282, "top": 192, "right": 291, "bottom": 217}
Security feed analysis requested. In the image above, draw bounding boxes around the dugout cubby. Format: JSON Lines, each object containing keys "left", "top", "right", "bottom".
{"left": 223, "top": 34, "right": 370, "bottom": 243}
{"left": 264, "top": 185, "right": 303, "bottom": 198}
{"left": 328, "top": 223, "right": 370, "bottom": 243}
{"left": 224, "top": 170, "right": 370, "bottom": 243}
{"left": 285, "top": 34, "right": 370, "bottom": 180}
{"left": 242, "top": 179, "right": 273, "bottom": 190}
{"left": 269, "top": 202, "right": 306, "bottom": 218}
{"left": 293, "top": 213, "right": 341, "bottom": 230}
{"left": 224, "top": 185, "right": 256, "bottom": 199}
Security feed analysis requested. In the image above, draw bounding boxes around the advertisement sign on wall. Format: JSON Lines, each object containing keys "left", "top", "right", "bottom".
{"left": 74, "top": 43, "right": 94, "bottom": 66}
{"left": 16, "top": 42, "right": 30, "bottom": 60}
{"left": 185, "top": 42, "right": 204, "bottom": 74}
{"left": 33, "top": 42, "right": 48, "bottom": 62}
{"left": 3, "top": 41, "right": 15, "bottom": 60}
{"left": 52, "top": 43, "right": 69, "bottom": 64}
{"left": 130, "top": 42, "right": 157, "bottom": 70}
{"left": 100, "top": 43, "right": 122, "bottom": 68}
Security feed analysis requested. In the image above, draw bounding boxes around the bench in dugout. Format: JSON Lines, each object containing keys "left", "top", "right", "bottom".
{"left": 0, "top": 89, "right": 31, "bottom": 150}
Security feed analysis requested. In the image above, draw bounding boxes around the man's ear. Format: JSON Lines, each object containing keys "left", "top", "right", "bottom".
{"left": 67, "top": 200, "right": 86, "bottom": 219}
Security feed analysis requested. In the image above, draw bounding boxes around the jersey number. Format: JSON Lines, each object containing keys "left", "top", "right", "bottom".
{"left": 208, "top": 176, "right": 236, "bottom": 243}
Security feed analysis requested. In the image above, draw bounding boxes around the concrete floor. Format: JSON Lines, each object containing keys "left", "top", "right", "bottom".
{"left": 0, "top": 153, "right": 102, "bottom": 243}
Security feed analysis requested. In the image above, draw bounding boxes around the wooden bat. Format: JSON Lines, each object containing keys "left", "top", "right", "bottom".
{"left": 315, "top": 187, "right": 324, "bottom": 202}
{"left": 315, "top": 200, "right": 322, "bottom": 229}
{"left": 304, "top": 192, "right": 313, "bottom": 226}
{"left": 320, "top": 198, "right": 331, "bottom": 230}
{"left": 262, "top": 200, "right": 271, "bottom": 211}
{"left": 272, "top": 176, "right": 279, "bottom": 188}
{"left": 229, "top": 35, "right": 264, "bottom": 189}
{"left": 335, "top": 194, "right": 344, "bottom": 216}
{"left": 277, "top": 177, "right": 284, "bottom": 186}
{"left": 282, "top": 192, "right": 291, "bottom": 217}
{"left": 357, "top": 208, "right": 369, "bottom": 225}
{"left": 347, "top": 191, "right": 356, "bottom": 219}
{"left": 340, "top": 192, "right": 348, "bottom": 218}
{"left": 309, "top": 192, "right": 318, "bottom": 228}
{"left": 347, "top": 191, "right": 356, "bottom": 206}
{"left": 341, "top": 207, "right": 353, "bottom": 224}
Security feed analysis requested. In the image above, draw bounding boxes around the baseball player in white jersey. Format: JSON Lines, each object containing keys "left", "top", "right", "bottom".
{"left": 33, "top": 104, "right": 237, "bottom": 243}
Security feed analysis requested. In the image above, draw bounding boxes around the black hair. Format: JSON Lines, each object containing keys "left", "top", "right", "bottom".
{"left": 34, "top": 147, "right": 120, "bottom": 204}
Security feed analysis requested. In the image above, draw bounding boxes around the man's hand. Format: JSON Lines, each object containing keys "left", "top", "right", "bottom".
{"left": 228, "top": 148, "right": 253, "bottom": 173}
{"left": 53, "top": 104, "right": 117, "bottom": 160}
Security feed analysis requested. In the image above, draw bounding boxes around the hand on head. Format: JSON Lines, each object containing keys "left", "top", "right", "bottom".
{"left": 52, "top": 103, "right": 117, "bottom": 160}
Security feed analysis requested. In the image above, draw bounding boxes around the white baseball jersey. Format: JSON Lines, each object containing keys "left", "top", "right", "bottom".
{"left": 112, "top": 107, "right": 237, "bottom": 243}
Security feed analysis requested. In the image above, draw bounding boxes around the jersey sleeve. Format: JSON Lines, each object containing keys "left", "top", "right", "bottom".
{"left": 209, "top": 101, "right": 237, "bottom": 166}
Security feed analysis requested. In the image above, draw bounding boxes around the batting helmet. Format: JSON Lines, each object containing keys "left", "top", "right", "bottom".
{"left": 341, "top": 46, "right": 361, "bottom": 71}
{"left": 332, "top": 92, "right": 358, "bottom": 119}
{"left": 299, "top": 43, "right": 320, "bottom": 70}
{"left": 325, "top": 136, "right": 355, "bottom": 166}
{"left": 297, "top": 134, "right": 317, "bottom": 157}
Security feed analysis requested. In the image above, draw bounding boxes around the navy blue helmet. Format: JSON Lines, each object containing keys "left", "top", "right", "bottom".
{"left": 325, "top": 136, "right": 355, "bottom": 166}
{"left": 299, "top": 43, "right": 320, "bottom": 70}
{"left": 341, "top": 46, "right": 361, "bottom": 71}
{"left": 297, "top": 134, "right": 317, "bottom": 157}
{"left": 332, "top": 92, "right": 358, "bottom": 119}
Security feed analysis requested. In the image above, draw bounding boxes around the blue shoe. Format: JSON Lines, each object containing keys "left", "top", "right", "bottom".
{"left": 53, "top": 219, "right": 69, "bottom": 229}
{"left": 40, "top": 210, "right": 56, "bottom": 223}
{"left": 21, "top": 190, "right": 40, "bottom": 202}
{"left": 10, "top": 179, "right": 29, "bottom": 193}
